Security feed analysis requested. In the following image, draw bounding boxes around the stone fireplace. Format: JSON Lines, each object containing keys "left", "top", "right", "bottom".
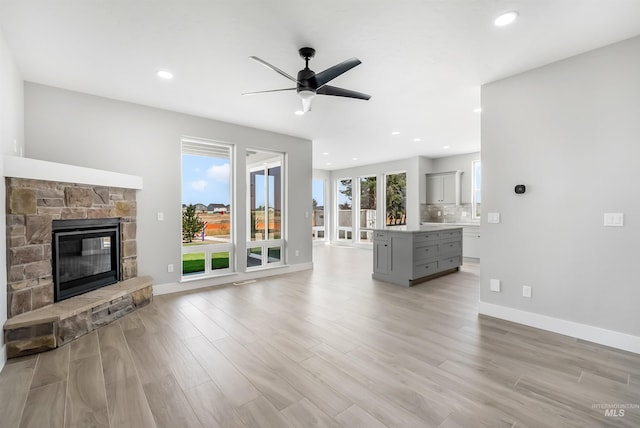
{"left": 3, "top": 160, "right": 152, "bottom": 358}
{"left": 6, "top": 177, "right": 138, "bottom": 318}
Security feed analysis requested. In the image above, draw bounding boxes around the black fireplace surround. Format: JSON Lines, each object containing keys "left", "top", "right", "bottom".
{"left": 52, "top": 218, "right": 121, "bottom": 302}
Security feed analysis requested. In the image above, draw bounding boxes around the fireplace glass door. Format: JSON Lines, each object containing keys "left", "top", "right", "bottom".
{"left": 52, "top": 218, "right": 121, "bottom": 301}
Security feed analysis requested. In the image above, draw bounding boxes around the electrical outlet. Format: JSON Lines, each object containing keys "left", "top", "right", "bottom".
{"left": 157, "top": 212, "right": 164, "bottom": 221}
{"left": 604, "top": 213, "right": 624, "bottom": 227}
{"left": 522, "top": 285, "right": 532, "bottom": 298}
{"left": 490, "top": 279, "right": 501, "bottom": 292}
{"left": 167, "top": 264, "right": 174, "bottom": 273}
{"left": 295, "top": 250, "right": 300, "bottom": 257}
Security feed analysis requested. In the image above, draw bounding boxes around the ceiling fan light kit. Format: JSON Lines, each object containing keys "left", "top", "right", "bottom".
{"left": 243, "top": 47, "right": 371, "bottom": 112}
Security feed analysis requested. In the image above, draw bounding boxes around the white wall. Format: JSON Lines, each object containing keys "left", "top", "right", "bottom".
{"left": 24, "top": 83, "right": 313, "bottom": 293}
{"left": 431, "top": 152, "right": 480, "bottom": 204}
{"left": 0, "top": 29, "right": 24, "bottom": 369}
{"left": 418, "top": 156, "right": 434, "bottom": 205}
{"left": 481, "top": 36, "right": 640, "bottom": 351}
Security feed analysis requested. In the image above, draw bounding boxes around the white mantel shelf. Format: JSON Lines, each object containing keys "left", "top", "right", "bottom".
{"left": 3, "top": 156, "right": 143, "bottom": 190}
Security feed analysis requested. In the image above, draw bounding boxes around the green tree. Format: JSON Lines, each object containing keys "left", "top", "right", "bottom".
{"left": 338, "top": 179, "right": 352, "bottom": 209}
{"left": 386, "top": 173, "right": 406, "bottom": 225}
{"left": 339, "top": 178, "right": 376, "bottom": 209}
{"left": 182, "top": 204, "right": 205, "bottom": 243}
{"left": 360, "top": 177, "right": 377, "bottom": 209}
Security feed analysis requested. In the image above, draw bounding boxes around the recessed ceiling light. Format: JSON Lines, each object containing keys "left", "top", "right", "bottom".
{"left": 294, "top": 110, "right": 304, "bottom": 116}
{"left": 157, "top": 70, "right": 174, "bottom": 79}
{"left": 494, "top": 11, "right": 518, "bottom": 27}
{"left": 443, "top": 145, "right": 450, "bottom": 149}
{"left": 326, "top": 162, "right": 332, "bottom": 166}
{"left": 391, "top": 131, "right": 400, "bottom": 135}
{"left": 352, "top": 157, "right": 358, "bottom": 161}
{"left": 322, "top": 152, "right": 329, "bottom": 156}
{"left": 413, "top": 138, "right": 421, "bottom": 142}
{"left": 473, "top": 108, "right": 482, "bottom": 113}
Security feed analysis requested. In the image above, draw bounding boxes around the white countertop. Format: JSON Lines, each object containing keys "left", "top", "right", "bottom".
{"left": 421, "top": 222, "right": 480, "bottom": 227}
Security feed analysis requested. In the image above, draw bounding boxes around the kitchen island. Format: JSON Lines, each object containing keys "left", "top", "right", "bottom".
{"left": 372, "top": 225, "right": 463, "bottom": 286}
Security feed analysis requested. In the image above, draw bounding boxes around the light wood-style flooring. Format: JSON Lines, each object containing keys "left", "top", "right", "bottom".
{"left": 1, "top": 245, "right": 639, "bottom": 427}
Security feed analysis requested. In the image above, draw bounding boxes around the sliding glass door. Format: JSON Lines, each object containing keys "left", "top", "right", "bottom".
{"left": 247, "top": 150, "right": 284, "bottom": 269}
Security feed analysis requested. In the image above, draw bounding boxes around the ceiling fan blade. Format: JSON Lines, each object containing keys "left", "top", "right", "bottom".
{"left": 249, "top": 56, "right": 301, "bottom": 84}
{"left": 313, "top": 57, "right": 362, "bottom": 88}
{"left": 316, "top": 85, "right": 371, "bottom": 100}
{"left": 242, "top": 88, "right": 296, "bottom": 96}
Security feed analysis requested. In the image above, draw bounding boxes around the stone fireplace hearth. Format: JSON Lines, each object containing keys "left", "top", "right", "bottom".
{"left": 3, "top": 160, "right": 151, "bottom": 358}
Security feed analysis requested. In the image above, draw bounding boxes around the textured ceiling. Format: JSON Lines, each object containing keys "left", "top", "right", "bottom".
{"left": 1, "top": 0, "right": 640, "bottom": 169}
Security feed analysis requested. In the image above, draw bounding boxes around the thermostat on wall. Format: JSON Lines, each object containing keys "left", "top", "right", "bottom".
{"left": 514, "top": 184, "right": 526, "bottom": 194}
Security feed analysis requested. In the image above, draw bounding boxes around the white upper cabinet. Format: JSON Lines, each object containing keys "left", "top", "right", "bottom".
{"left": 426, "top": 171, "right": 462, "bottom": 204}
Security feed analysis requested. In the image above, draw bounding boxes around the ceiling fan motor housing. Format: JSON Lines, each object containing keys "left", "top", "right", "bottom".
{"left": 297, "top": 68, "right": 317, "bottom": 94}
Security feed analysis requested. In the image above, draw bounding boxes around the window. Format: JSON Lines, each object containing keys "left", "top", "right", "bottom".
{"left": 472, "top": 160, "right": 481, "bottom": 219}
{"left": 385, "top": 172, "right": 406, "bottom": 226}
{"left": 337, "top": 178, "right": 353, "bottom": 240}
{"left": 312, "top": 179, "right": 326, "bottom": 240}
{"left": 358, "top": 176, "right": 377, "bottom": 242}
{"left": 181, "top": 138, "right": 233, "bottom": 278}
{"left": 247, "top": 150, "right": 284, "bottom": 269}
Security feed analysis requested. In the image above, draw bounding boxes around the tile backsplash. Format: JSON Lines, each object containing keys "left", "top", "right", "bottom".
{"left": 421, "top": 203, "right": 481, "bottom": 223}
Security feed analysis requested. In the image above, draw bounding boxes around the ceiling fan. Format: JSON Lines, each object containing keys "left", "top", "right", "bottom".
{"left": 243, "top": 47, "right": 371, "bottom": 112}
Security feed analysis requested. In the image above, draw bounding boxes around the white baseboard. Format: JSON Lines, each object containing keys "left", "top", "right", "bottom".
{"left": 153, "top": 262, "right": 313, "bottom": 296}
{"left": 478, "top": 301, "right": 640, "bottom": 355}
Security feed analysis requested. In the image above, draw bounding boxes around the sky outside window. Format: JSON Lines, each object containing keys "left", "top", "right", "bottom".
{"left": 182, "top": 154, "right": 230, "bottom": 205}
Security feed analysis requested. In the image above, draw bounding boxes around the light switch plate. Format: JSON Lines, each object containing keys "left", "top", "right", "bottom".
{"left": 604, "top": 213, "right": 624, "bottom": 227}
{"left": 490, "top": 279, "right": 501, "bottom": 292}
{"left": 487, "top": 212, "right": 501, "bottom": 224}
{"left": 523, "top": 285, "right": 532, "bottom": 298}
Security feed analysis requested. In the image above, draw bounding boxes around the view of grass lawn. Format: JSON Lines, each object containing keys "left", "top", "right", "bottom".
{"left": 182, "top": 251, "right": 229, "bottom": 274}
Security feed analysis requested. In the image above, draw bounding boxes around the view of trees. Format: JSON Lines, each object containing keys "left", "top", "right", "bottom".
{"left": 360, "top": 177, "right": 377, "bottom": 210}
{"left": 386, "top": 173, "right": 406, "bottom": 225}
{"left": 338, "top": 174, "right": 406, "bottom": 225}
{"left": 182, "top": 204, "right": 205, "bottom": 243}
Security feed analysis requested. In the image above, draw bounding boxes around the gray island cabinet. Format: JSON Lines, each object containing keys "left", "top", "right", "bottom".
{"left": 372, "top": 226, "right": 463, "bottom": 286}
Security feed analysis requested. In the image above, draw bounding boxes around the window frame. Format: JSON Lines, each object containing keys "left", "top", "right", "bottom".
{"left": 180, "top": 137, "right": 234, "bottom": 280}
{"left": 312, "top": 178, "right": 327, "bottom": 241}
{"left": 357, "top": 175, "right": 377, "bottom": 243}
{"left": 336, "top": 177, "right": 353, "bottom": 241}
{"left": 246, "top": 153, "right": 285, "bottom": 270}
{"left": 472, "top": 160, "right": 481, "bottom": 220}
{"left": 384, "top": 171, "right": 407, "bottom": 227}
